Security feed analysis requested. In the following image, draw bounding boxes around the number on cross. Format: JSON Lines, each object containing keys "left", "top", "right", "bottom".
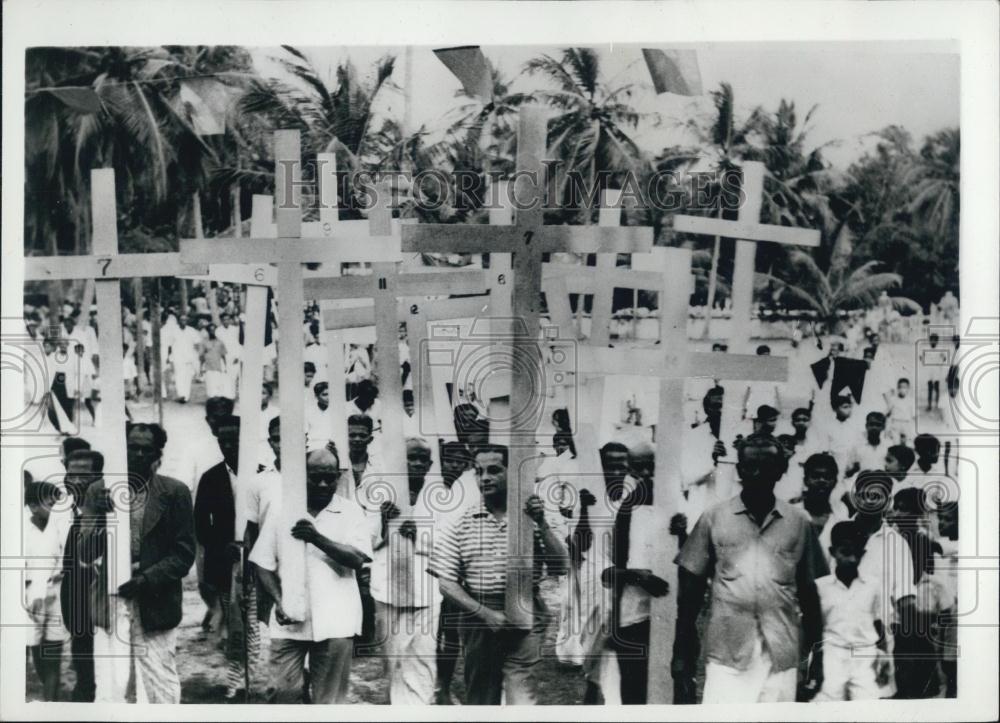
{"left": 378, "top": 277, "right": 387, "bottom": 290}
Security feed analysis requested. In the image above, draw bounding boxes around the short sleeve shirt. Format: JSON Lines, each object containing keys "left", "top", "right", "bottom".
{"left": 429, "top": 502, "right": 549, "bottom": 607}
{"left": 249, "top": 494, "right": 372, "bottom": 641}
{"left": 676, "top": 495, "right": 829, "bottom": 672}
{"left": 816, "top": 573, "right": 882, "bottom": 650}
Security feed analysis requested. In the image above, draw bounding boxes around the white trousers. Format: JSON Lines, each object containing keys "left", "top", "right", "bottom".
{"left": 93, "top": 601, "right": 180, "bottom": 703}
{"left": 702, "top": 630, "right": 797, "bottom": 704}
{"left": 814, "top": 644, "right": 883, "bottom": 701}
{"left": 375, "top": 601, "right": 438, "bottom": 705}
{"left": 204, "top": 370, "right": 230, "bottom": 399}
{"left": 173, "top": 361, "right": 197, "bottom": 400}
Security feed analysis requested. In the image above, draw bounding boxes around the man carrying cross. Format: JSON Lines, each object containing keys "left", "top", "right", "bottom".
{"left": 429, "top": 444, "right": 568, "bottom": 704}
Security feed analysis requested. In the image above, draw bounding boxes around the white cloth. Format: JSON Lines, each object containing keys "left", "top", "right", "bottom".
{"left": 204, "top": 369, "right": 228, "bottom": 398}
{"left": 22, "top": 508, "right": 72, "bottom": 645}
{"left": 249, "top": 494, "right": 372, "bottom": 641}
{"left": 814, "top": 639, "right": 884, "bottom": 701}
{"left": 93, "top": 601, "right": 180, "bottom": 703}
{"left": 885, "top": 393, "right": 916, "bottom": 445}
{"left": 817, "top": 573, "right": 883, "bottom": 650}
{"left": 376, "top": 601, "right": 437, "bottom": 704}
{"left": 702, "top": 628, "right": 798, "bottom": 703}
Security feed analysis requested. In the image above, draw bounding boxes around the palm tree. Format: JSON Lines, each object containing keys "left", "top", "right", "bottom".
{"left": 762, "top": 250, "right": 920, "bottom": 334}
{"left": 903, "top": 128, "right": 959, "bottom": 243}
{"left": 525, "top": 48, "right": 647, "bottom": 224}
{"left": 233, "top": 47, "right": 397, "bottom": 217}
{"left": 437, "top": 61, "right": 530, "bottom": 180}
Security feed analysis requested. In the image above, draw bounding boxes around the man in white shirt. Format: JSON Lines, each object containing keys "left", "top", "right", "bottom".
{"left": 816, "top": 394, "right": 865, "bottom": 483}
{"left": 369, "top": 437, "right": 443, "bottom": 704}
{"left": 170, "top": 315, "right": 203, "bottom": 403}
{"left": 304, "top": 382, "right": 343, "bottom": 454}
{"left": 217, "top": 313, "right": 241, "bottom": 399}
{"left": 250, "top": 447, "right": 373, "bottom": 704}
{"left": 601, "top": 442, "right": 669, "bottom": 704}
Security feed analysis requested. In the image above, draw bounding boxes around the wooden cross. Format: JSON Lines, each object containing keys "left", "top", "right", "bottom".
{"left": 322, "top": 292, "right": 493, "bottom": 464}
{"left": 548, "top": 245, "right": 788, "bottom": 703}
{"left": 180, "top": 132, "right": 399, "bottom": 621}
{"left": 673, "top": 161, "right": 820, "bottom": 351}
{"left": 22, "top": 168, "right": 210, "bottom": 701}
{"left": 401, "top": 106, "right": 653, "bottom": 628}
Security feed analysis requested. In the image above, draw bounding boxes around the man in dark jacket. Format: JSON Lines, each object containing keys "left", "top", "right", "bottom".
{"left": 194, "top": 415, "right": 240, "bottom": 634}
{"left": 82, "top": 422, "right": 196, "bottom": 703}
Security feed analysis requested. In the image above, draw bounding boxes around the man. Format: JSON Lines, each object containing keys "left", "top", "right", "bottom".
{"left": 60, "top": 448, "right": 105, "bottom": 702}
{"left": 601, "top": 442, "right": 670, "bottom": 704}
{"left": 249, "top": 448, "right": 373, "bottom": 704}
{"left": 885, "top": 378, "right": 916, "bottom": 445}
{"left": 789, "top": 452, "right": 842, "bottom": 536}
{"left": 82, "top": 423, "right": 196, "bottom": 703}
{"left": 885, "top": 444, "right": 916, "bottom": 489}
{"left": 304, "top": 381, "right": 342, "bottom": 454}
{"left": 849, "top": 412, "right": 893, "bottom": 478}
{"left": 349, "top": 379, "right": 383, "bottom": 436}
{"left": 678, "top": 386, "right": 735, "bottom": 535}
{"left": 572, "top": 441, "right": 630, "bottom": 704}
{"left": 433, "top": 441, "right": 476, "bottom": 703}
{"left": 371, "top": 437, "right": 442, "bottom": 704}
{"left": 811, "top": 521, "right": 890, "bottom": 701}
{"left": 200, "top": 323, "right": 230, "bottom": 400}
{"left": 217, "top": 312, "right": 242, "bottom": 398}
{"left": 429, "top": 444, "right": 569, "bottom": 704}
{"left": 347, "top": 413, "right": 383, "bottom": 495}
{"left": 818, "top": 394, "right": 864, "bottom": 482}
{"left": 303, "top": 361, "right": 317, "bottom": 395}
{"left": 672, "top": 434, "right": 827, "bottom": 704}
{"left": 194, "top": 415, "right": 241, "bottom": 647}
{"left": 229, "top": 415, "right": 283, "bottom": 702}
{"left": 920, "top": 334, "right": 946, "bottom": 412}
{"left": 847, "top": 470, "right": 918, "bottom": 699}
{"left": 170, "top": 314, "right": 202, "bottom": 403}
{"left": 24, "top": 480, "right": 72, "bottom": 701}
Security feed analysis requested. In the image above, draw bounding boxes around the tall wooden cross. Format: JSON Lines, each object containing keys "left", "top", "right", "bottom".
{"left": 548, "top": 245, "right": 789, "bottom": 703}
{"left": 401, "top": 106, "right": 653, "bottom": 628}
{"left": 180, "top": 132, "right": 400, "bottom": 620}
{"left": 22, "top": 168, "right": 210, "bottom": 701}
{"left": 673, "top": 161, "right": 820, "bottom": 351}
{"left": 322, "top": 292, "right": 493, "bottom": 465}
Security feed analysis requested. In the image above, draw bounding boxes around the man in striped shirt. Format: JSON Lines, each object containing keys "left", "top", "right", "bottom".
{"left": 429, "top": 444, "right": 568, "bottom": 704}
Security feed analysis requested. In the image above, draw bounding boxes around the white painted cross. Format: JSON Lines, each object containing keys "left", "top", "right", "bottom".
{"left": 673, "top": 161, "right": 820, "bottom": 351}
{"left": 22, "top": 168, "right": 209, "bottom": 701}
{"left": 547, "top": 245, "right": 788, "bottom": 703}
{"left": 180, "top": 131, "right": 399, "bottom": 621}
{"left": 401, "top": 106, "right": 653, "bottom": 628}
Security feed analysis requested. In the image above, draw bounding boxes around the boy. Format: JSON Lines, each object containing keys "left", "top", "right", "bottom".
{"left": 810, "top": 521, "right": 890, "bottom": 701}
{"left": 885, "top": 378, "right": 916, "bottom": 445}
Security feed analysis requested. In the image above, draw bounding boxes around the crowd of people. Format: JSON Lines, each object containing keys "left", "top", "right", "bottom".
{"left": 21, "top": 287, "right": 961, "bottom": 706}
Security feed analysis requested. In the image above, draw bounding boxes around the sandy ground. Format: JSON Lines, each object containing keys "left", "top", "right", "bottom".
{"left": 22, "top": 338, "right": 960, "bottom": 703}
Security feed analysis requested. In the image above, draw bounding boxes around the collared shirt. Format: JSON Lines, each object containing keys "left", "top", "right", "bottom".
{"left": 676, "top": 495, "right": 829, "bottom": 672}
{"left": 241, "top": 469, "right": 281, "bottom": 533}
{"left": 429, "top": 502, "right": 548, "bottom": 604}
{"left": 816, "top": 572, "right": 882, "bottom": 650}
{"left": 856, "top": 523, "right": 915, "bottom": 626}
{"left": 249, "top": 494, "right": 372, "bottom": 641}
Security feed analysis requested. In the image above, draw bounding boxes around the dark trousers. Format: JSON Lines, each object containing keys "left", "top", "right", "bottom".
{"left": 612, "top": 619, "right": 650, "bottom": 704}
{"left": 70, "top": 632, "right": 96, "bottom": 702}
{"left": 894, "top": 629, "right": 940, "bottom": 698}
{"left": 458, "top": 594, "right": 543, "bottom": 705}
{"left": 436, "top": 597, "right": 462, "bottom": 692}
